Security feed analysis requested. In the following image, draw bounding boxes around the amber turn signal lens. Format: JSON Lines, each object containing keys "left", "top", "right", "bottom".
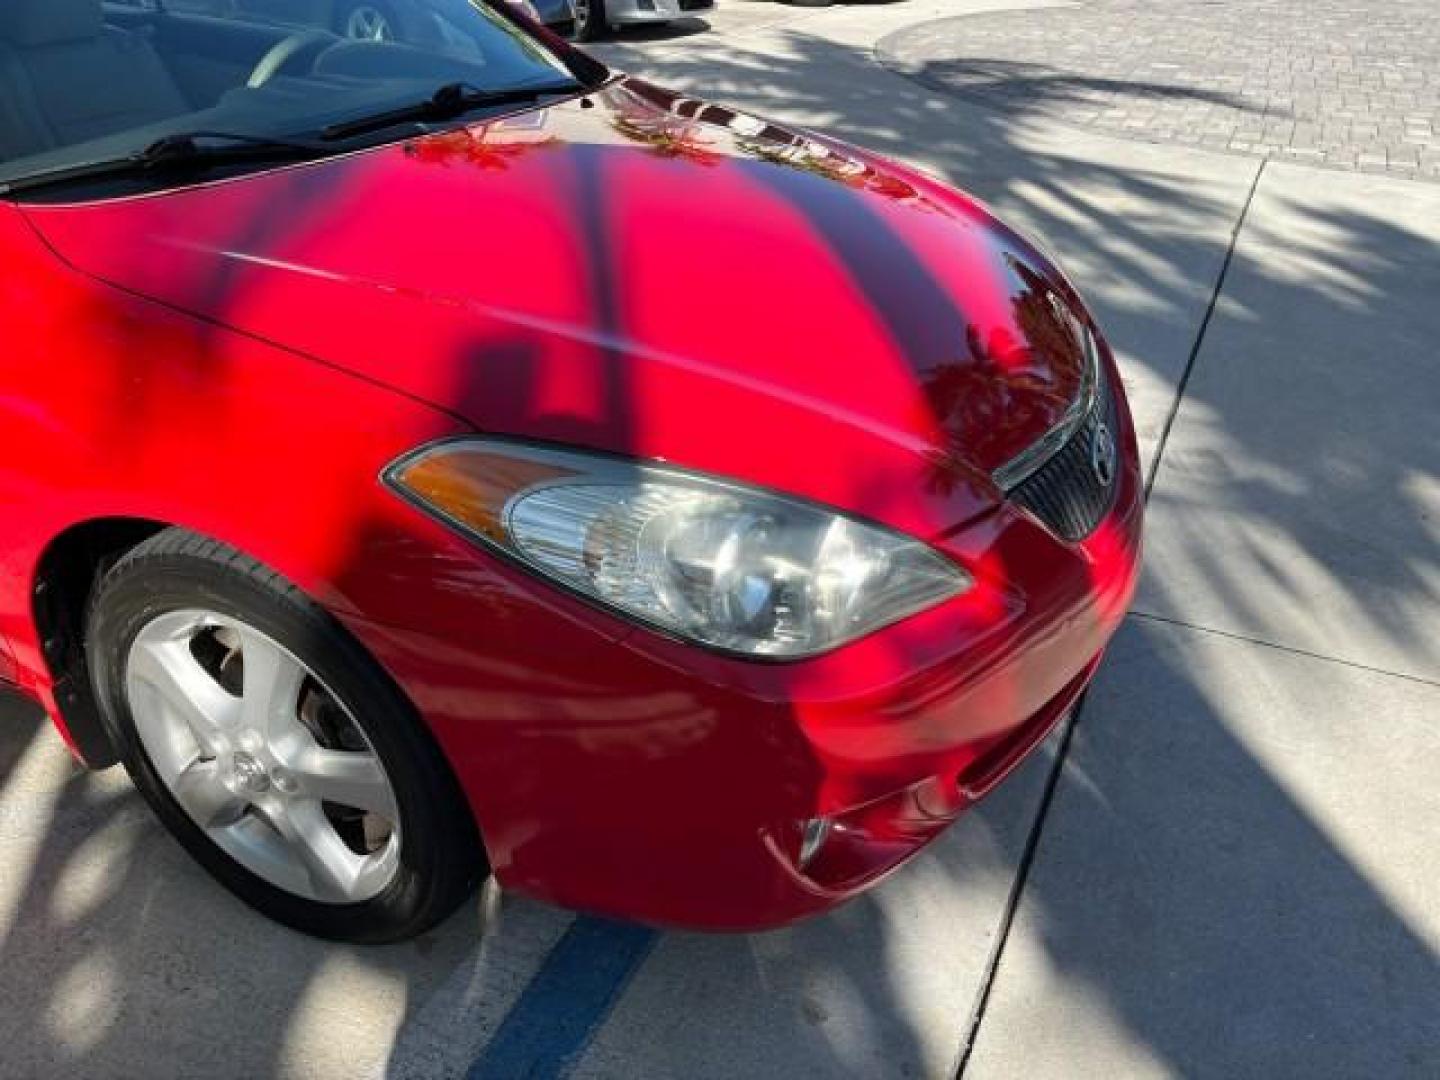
{"left": 389, "top": 445, "right": 576, "bottom": 544}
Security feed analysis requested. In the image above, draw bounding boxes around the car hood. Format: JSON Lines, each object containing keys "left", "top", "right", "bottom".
{"left": 24, "top": 77, "right": 1089, "bottom": 535}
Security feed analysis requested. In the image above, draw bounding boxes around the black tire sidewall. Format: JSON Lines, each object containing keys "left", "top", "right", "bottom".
{"left": 88, "top": 538, "right": 484, "bottom": 943}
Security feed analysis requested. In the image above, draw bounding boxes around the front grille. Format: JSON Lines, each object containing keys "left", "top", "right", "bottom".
{"left": 1008, "top": 370, "right": 1119, "bottom": 542}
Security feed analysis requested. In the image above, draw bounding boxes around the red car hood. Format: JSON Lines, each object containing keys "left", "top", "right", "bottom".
{"left": 24, "top": 77, "right": 1088, "bottom": 536}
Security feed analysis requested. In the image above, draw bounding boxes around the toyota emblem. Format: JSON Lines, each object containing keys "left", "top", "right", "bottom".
{"left": 1091, "top": 423, "right": 1117, "bottom": 486}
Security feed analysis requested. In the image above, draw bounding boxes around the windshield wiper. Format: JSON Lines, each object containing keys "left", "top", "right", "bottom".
{"left": 0, "top": 80, "right": 584, "bottom": 197}
{"left": 320, "top": 80, "right": 583, "bottom": 142}
{"left": 0, "top": 130, "right": 333, "bottom": 196}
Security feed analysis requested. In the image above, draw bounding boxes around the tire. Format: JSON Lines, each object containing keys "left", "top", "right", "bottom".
{"left": 87, "top": 529, "right": 486, "bottom": 943}
{"left": 572, "top": 0, "right": 607, "bottom": 42}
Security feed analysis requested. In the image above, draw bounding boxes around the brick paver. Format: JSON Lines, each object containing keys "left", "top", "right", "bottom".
{"left": 877, "top": 0, "right": 1440, "bottom": 180}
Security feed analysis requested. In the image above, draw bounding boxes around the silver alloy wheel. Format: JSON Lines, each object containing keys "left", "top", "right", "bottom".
{"left": 126, "top": 610, "right": 402, "bottom": 905}
{"left": 344, "top": 4, "right": 394, "bottom": 41}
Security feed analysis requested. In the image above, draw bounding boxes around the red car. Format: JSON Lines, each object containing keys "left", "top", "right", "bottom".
{"left": 0, "top": 0, "right": 1140, "bottom": 942}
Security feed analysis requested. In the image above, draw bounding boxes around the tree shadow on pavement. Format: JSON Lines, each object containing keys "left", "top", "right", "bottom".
{"left": 987, "top": 617, "right": 1440, "bottom": 1076}
{"left": 0, "top": 692, "right": 564, "bottom": 1078}
{"left": 888, "top": 55, "right": 1261, "bottom": 123}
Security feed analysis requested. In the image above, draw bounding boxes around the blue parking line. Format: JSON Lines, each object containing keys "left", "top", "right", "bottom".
{"left": 467, "top": 916, "right": 661, "bottom": 1080}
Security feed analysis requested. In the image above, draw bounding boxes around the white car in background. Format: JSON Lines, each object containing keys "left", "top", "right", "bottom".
{"left": 145, "top": 0, "right": 707, "bottom": 41}
{"left": 151, "top": 0, "right": 579, "bottom": 37}
{"left": 571, "top": 0, "right": 713, "bottom": 41}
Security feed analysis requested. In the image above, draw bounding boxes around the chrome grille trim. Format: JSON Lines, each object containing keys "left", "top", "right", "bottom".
{"left": 992, "top": 324, "right": 1101, "bottom": 492}
{"left": 1007, "top": 366, "right": 1119, "bottom": 542}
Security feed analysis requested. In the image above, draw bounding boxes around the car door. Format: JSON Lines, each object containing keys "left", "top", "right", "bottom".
{"left": 0, "top": 205, "right": 53, "bottom": 690}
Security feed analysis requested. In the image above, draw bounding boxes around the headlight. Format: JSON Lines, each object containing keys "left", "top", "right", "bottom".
{"left": 386, "top": 441, "right": 970, "bottom": 658}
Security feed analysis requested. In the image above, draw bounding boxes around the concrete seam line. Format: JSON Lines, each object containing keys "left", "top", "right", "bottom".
{"left": 1128, "top": 612, "right": 1440, "bottom": 689}
{"left": 953, "top": 160, "right": 1269, "bottom": 1080}
{"left": 1144, "top": 158, "right": 1268, "bottom": 497}
{"left": 950, "top": 701, "right": 1085, "bottom": 1078}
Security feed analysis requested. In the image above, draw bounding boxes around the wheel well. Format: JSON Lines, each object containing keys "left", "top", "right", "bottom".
{"left": 32, "top": 518, "right": 170, "bottom": 768}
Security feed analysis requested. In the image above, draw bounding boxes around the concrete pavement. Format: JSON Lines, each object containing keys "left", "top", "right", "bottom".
{"left": 0, "top": 2, "right": 1435, "bottom": 1077}
{"left": 966, "top": 618, "right": 1440, "bottom": 1078}
{"left": 1134, "top": 163, "right": 1440, "bottom": 681}
{"left": 964, "top": 157, "right": 1440, "bottom": 1077}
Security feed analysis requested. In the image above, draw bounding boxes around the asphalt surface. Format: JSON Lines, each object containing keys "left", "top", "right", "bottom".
{"left": 2, "top": 2, "right": 1437, "bottom": 1077}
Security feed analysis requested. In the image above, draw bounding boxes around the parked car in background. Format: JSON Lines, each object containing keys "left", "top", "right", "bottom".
{"left": 517, "top": 0, "right": 577, "bottom": 32}
{"left": 571, "top": 0, "right": 713, "bottom": 42}
{"left": 159, "top": 0, "right": 577, "bottom": 37}
{"left": 1, "top": 0, "right": 1140, "bottom": 943}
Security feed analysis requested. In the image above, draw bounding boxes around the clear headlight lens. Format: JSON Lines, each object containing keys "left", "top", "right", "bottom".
{"left": 387, "top": 441, "right": 970, "bottom": 658}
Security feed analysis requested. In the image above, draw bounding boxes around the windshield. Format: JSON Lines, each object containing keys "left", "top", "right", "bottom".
{"left": 0, "top": 0, "right": 600, "bottom": 193}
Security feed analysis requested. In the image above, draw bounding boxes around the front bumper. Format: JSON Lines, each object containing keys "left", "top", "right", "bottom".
{"left": 347, "top": 359, "right": 1142, "bottom": 931}
{"left": 353, "top": 465, "right": 1135, "bottom": 925}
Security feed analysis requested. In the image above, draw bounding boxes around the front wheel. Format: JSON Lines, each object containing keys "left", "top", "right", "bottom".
{"left": 572, "top": 0, "right": 608, "bottom": 42}
{"left": 87, "top": 529, "right": 486, "bottom": 943}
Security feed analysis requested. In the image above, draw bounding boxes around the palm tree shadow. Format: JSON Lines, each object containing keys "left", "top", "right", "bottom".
{"left": 999, "top": 620, "right": 1440, "bottom": 1075}
{"left": 0, "top": 692, "right": 532, "bottom": 1077}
